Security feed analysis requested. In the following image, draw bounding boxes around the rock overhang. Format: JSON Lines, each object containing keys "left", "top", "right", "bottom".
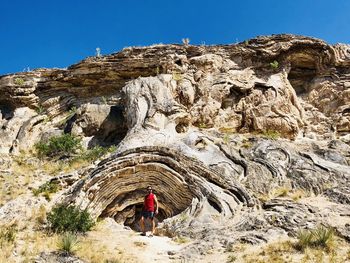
{"left": 65, "top": 146, "right": 254, "bottom": 227}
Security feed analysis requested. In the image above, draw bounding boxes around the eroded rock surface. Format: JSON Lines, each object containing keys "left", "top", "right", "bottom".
{"left": 1, "top": 34, "right": 350, "bottom": 261}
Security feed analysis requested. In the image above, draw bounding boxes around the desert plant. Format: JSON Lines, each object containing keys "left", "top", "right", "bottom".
{"left": 14, "top": 77, "right": 25, "bottom": 85}
{"left": 96, "top": 47, "right": 101, "bottom": 57}
{"left": 223, "top": 134, "right": 230, "bottom": 144}
{"left": 57, "top": 232, "right": 79, "bottom": 255}
{"left": 273, "top": 186, "right": 290, "bottom": 197}
{"left": 32, "top": 181, "right": 59, "bottom": 199}
{"left": 172, "top": 71, "right": 183, "bottom": 81}
{"left": 262, "top": 130, "right": 280, "bottom": 140}
{"left": 198, "top": 122, "right": 207, "bottom": 129}
{"left": 0, "top": 224, "right": 17, "bottom": 247}
{"left": 58, "top": 106, "right": 78, "bottom": 127}
{"left": 182, "top": 38, "right": 190, "bottom": 45}
{"left": 47, "top": 204, "right": 95, "bottom": 233}
{"left": 270, "top": 60, "right": 279, "bottom": 69}
{"left": 241, "top": 141, "right": 252, "bottom": 148}
{"left": 36, "top": 205, "right": 47, "bottom": 224}
{"left": 172, "top": 235, "right": 189, "bottom": 244}
{"left": 295, "top": 230, "right": 314, "bottom": 251}
{"left": 312, "top": 226, "right": 335, "bottom": 249}
{"left": 295, "top": 226, "right": 335, "bottom": 251}
{"left": 36, "top": 104, "right": 45, "bottom": 114}
{"left": 79, "top": 145, "right": 116, "bottom": 162}
{"left": 35, "top": 134, "right": 82, "bottom": 159}
{"left": 155, "top": 66, "right": 160, "bottom": 75}
{"left": 226, "top": 254, "right": 237, "bottom": 263}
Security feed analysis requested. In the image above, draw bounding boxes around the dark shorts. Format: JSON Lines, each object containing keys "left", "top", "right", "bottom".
{"left": 142, "top": 211, "right": 154, "bottom": 219}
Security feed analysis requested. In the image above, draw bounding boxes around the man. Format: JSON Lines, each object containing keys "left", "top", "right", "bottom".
{"left": 139, "top": 185, "right": 159, "bottom": 237}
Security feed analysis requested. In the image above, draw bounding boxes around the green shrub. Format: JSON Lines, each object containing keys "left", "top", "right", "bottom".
{"left": 33, "top": 181, "right": 59, "bottom": 200}
{"left": 35, "top": 134, "right": 82, "bottom": 159}
{"left": 36, "top": 104, "right": 45, "bottom": 115}
{"left": 47, "top": 204, "right": 95, "bottom": 233}
{"left": 270, "top": 60, "right": 279, "bottom": 69}
{"left": 79, "top": 145, "right": 116, "bottom": 162}
{"left": 57, "top": 232, "right": 79, "bottom": 254}
{"left": 295, "top": 226, "right": 335, "bottom": 251}
{"left": 14, "top": 77, "right": 25, "bottom": 85}
{"left": 0, "top": 224, "right": 17, "bottom": 247}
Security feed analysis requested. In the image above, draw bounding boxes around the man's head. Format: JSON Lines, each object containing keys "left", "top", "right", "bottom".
{"left": 147, "top": 186, "right": 153, "bottom": 193}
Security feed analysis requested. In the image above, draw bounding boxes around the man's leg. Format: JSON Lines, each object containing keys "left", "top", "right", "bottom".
{"left": 151, "top": 217, "right": 156, "bottom": 236}
{"left": 139, "top": 216, "right": 146, "bottom": 235}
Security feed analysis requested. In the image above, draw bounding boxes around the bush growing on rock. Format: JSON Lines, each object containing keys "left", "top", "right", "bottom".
{"left": 35, "top": 134, "right": 82, "bottom": 159}
{"left": 47, "top": 204, "right": 94, "bottom": 233}
{"left": 78, "top": 145, "right": 116, "bottom": 162}
{"left": 270, "top": 60, "right": 279, "bottom": 69}
{"left": 32, "top": 181, "right": 60, "bottom": 200}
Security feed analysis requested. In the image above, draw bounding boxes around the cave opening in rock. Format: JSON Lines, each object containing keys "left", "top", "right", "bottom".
{"left": 0, "top": 100, "right": 15, "bottom": 120}
{"left": 119, "top": 203, "right": 169, "bottom": 231}
{"left": 96, "top": 169, "right": 196, "bottom": 232}
{"left": 287, "top": 54, "right": 317, "bottom": 96}
{"left": 221, "top": 86, "right": 245, "bottom": 109}
{"left": 88, "top": 105, "right": 128, "bottom": 148}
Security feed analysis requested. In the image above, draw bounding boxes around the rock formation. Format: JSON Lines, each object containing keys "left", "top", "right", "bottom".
{"left": 0, "top": 34, "right": 350, "bottom": 261}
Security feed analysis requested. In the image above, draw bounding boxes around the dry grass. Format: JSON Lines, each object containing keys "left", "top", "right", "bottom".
{"left": 0, "top": 229, "right": 59, "bottom": 263}
{"left": 133, "top": 241, "right": 147, "bottom": 247}
{"left": 0, "top": 155, "right": 37, "bottom": 205}
{"left": 218, "top": 127, "right": 235, "bottom": 134}
{"left": 76, "top": 239, "right": 124, "bottom": 263}
{"left": 0, "top": 150, "right": 95, "bottom": 206}
{"left": 0, "top": 243, "right": 15, "bottom": 263}
{"left": 258, "top": 187, "right": 309, "bottom": 203}
{"left": 228, "top": 235, "right": 350, "bottom": 263}
{"left": 35, "top": 205, "right": 47, "bottom": 225}
{"left": 172, "top": 235, "right": 189, "bottom": 244}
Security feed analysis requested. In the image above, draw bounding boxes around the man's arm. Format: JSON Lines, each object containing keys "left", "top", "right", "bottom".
{"left": 154, "top": 195, "right": 159, "bottom": 214}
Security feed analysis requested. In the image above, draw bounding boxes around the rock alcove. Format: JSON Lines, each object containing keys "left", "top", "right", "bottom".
{"left": 65, "top": 147, "right": 253, "bottom": 231}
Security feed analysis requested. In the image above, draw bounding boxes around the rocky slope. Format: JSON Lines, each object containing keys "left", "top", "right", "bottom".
{"left": 0, "top": 34, "right": 350, "bottom": 262}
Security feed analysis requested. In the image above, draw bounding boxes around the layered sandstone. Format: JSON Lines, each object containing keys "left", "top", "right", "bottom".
{"left": 0, "top": 34, "right": 350, "bottom": 261}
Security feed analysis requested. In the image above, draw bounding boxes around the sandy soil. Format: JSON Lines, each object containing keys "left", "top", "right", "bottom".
{"left": 88, "top": 218, "right": 187, "bottom": 262}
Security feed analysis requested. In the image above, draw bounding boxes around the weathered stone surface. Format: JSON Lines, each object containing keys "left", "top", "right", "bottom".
{"left": 1, "top": 34, "right": 350, "bottom": 260}
{"left": 1, "top": 34, "right": 350, "bottom": 152}
{"left": 34, "top": 252, "right": 85, "bottom": 263}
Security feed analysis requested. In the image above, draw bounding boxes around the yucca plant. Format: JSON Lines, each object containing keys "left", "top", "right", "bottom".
{"left": 57, "top": 232, "right": 79, "bottom": 255}
{"left": 295, "top": 226, "right": 335, "bottom": 251}
{"left": 295, "top": 229, "right": 314, "bottom": 251}
{"left": 312, "top": 226, "right": 335, "bottom": 249}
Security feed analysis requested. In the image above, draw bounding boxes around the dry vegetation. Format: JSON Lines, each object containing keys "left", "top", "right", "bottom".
{"left": 257, "top": 186, "right": 310, "bottom": 203}
{"left": 225, "top": 232, "right": 350, "bottom": 263}
{"left": 0, "top": 142, "right": 120, "bottom": 262}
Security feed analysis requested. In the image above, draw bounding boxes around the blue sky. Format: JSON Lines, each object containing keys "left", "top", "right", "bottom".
{"left": 1, "top": 0, "right": 349, "bottom": 75}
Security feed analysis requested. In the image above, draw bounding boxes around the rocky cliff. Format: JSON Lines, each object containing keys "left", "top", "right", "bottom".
{"left": 0, "top": 34, "right": 350, "bottom": 262}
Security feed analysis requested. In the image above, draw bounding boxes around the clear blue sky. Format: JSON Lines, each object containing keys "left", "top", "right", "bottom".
{"left": 1, "top": 0, "right": 349, "bottom": 75}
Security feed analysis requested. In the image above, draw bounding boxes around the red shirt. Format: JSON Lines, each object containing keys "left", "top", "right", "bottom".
{"left": 144, "top": 193, "right": 155, "bottom": 212}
